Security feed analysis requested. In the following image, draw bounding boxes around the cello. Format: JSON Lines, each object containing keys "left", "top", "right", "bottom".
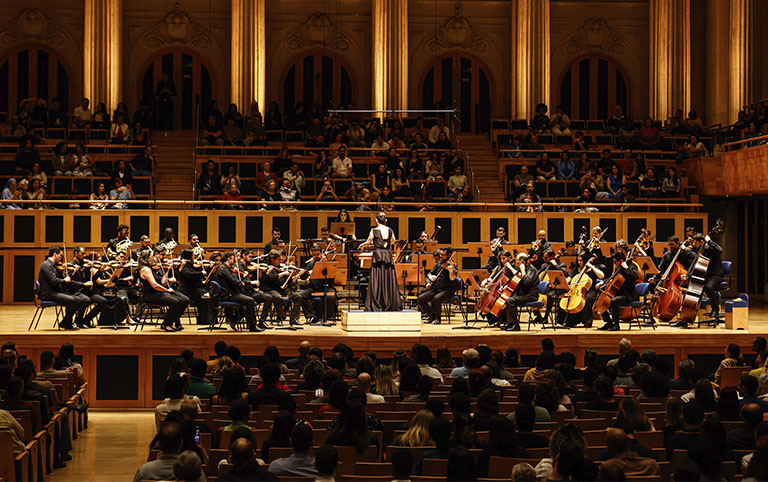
{"left": 477, "top": 260, "right": 523, "bottom": 317}
{"left": 678, "top": 220, "right": 725, "bottom": 323}
{"left": 593, "top": 235, "right": 642, "bottom": 314}
{"left": 560, "top": 256, "right": 597, "bottom": 313}
{"left": 651, "top": 240, "right": 689, "bottom": 322}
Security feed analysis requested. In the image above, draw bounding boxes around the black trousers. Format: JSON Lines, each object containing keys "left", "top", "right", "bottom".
{"left": 77, "top": 293, "right": 108, "bottom": 324}
{"left": 44, "top": 292, "right": 91, "bottom": 326}
{"left": 261, "top": 290, "right": 285, "bottom": 322}
{"left": 601, "top": 294, "right": 631, "bottom": 327}
{"left": 180, "top": 286, "right": 216, "bottom": 324}
{"left": 291, "top": 289, "right": 316, "bottom": 323}
{"left": 704, "top": 276, "right": 723, "bottom": 313}
{"left": 221, "top": 292, "right": 258, "bottom": 327}
{"left": 562, "top": 290, "right": 598, "bottom": 327}
{"left": 418, "top": 288, "right": 453, "bottom": 321}
{"left": 297, "top": 288, "right": 338, "bottom": 321}
{"left": 502, "top": 293, "right": 539, "bottom": 329}
{"left": 143, "top": 291, "right": 189, "bottom": 327}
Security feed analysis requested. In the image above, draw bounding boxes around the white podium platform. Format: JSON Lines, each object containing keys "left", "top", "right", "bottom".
{"left": 341, "top": 309, "right": 422, "bottom": 334}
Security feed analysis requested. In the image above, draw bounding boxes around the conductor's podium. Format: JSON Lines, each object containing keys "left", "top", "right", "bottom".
{"left": 341, "top": 310, "right": 422, "bottom": 334}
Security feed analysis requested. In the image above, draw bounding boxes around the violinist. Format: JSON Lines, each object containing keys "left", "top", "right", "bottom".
{"left": 215, "top": 252, "right": 266, "bottom": 332}
{"left": 581, "top": 226, "right": 606, "bottom": 264}
{"left": 654, "top": 236, "right": 695, "bottom": 284}
{"left": 264, "top": 228, "right": 282, "bottom": 252}
{"left": 137, "top": 251, "right": 189, "bottom": 332}
{"left": 258, "top": 250, "right": 293, "bottom": 326}
{"left": 178, "top": 249, "right": 216, "bottom": 325}
{"left": 564, "top": 253, "right": 604, "bottom": 327}
{"left": 70, "top": 246, "right": 106, "bottom": 328}
{"left": 500, "top": 253, "right": 539, "bottom": 332}
{"left": 530, "top": 230, "right": 551, "bottom": 269}
{"left": 483, "top": 226, "right": 510, "bottom": 272}
{"left": 597, "top": 251, "right": 639, "bottom": 331}
{"left": 86, "top": 252, "right": 136, "bottom": 326}
{"left": 418, "top": 247, "right": 457, "bottom": 325}
{"left": 38, "top": 246, "right": 92, "bottom": 330}
{"left": 687, "top": 234, "right": 724, "bottom": 320}
{"left": 292, "top": 244, "right": 337, "bottom": 325}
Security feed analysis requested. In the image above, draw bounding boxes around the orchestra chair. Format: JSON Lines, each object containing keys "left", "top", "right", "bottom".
{"left": 522, "top": 281, "right": 549, "bottom": 330}
{"left": 626, "top": 282, "right": 654, "bottom": 330}
{"left": 133, "top": 286, "right": 167, "bottom": 331}
{"left": 29, "top": 281, "right": 65, "bottom": 330}
{"left": 441, "top": 278, "right": 468, "bottom": 325}
{"left": 206, "top": 281, "right": 243, "bottom": 332}
{"left": 698, "top": 260, "right": 731, "bottom": 328}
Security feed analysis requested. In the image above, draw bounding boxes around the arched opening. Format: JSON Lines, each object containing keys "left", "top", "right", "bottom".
{"left": 0, "top": 45, "right": 71, "bottom": 116}
{"left": 139, "top": 48, "right": 215, "bottom": 130}
{"left": 420, "top": 53, "right": 493, "bottom": 134}
{"left": 558, "top": 54, "right": 629, "bottom": 120}
{"left": 280, "top": 51, "right": 355, "bottom": 112}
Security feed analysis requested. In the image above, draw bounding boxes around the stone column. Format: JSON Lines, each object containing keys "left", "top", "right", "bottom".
{"left": 705, "top": 0, "right": 730, "bottom": 125}
{"left": 649, "top": 0, "right": 690, "bottom": 120}
{"left": 231, "top": 0, "right": 266, "bottom": 112}
{"left": 729, "top": 0, "right": 757, "bottom": 122}
{"left": 373, "top": 0, "right": 408, "bottom": 112}
{"left": 84, "top": 0, "right": 122, "bottom": 111}
{"left": 511, "top": 0, "right": 550, "bottom": 121}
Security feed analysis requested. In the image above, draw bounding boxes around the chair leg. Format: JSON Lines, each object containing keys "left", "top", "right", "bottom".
{"left": 29, "top": 307, "right": 42, "bottom": 331}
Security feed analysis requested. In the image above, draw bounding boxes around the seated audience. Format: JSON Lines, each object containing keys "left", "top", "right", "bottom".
{"left": 219, "top": 437, "right": 278, "bottom": 481}
{"left": 727, "top": 403, "right": 763, "bottom": 451}
{"left": 584, "top": 375, "right": 619, "bottom": 412}
{"left": 261, "top": 410, "right": 293, "bottom": 462}
{"left": 477, "top": 416, "right": 529, "bottom": 478}
{"left": 600, "top": 427, "right": 660, "bottom": 477}
{"left": 313, "top": 445, "right": 338, "bottom": 482}
{"left": 133, "top": 422, "right": 187, "bottom": 482}
{"left": 392, "top": 409, "right": 434, "bottom": 447}
{"left": 268, "top": 422, "right": 317, "bottom": 477}
{"left": 155, "top": 374, "right": 201, "bottom": 429}
{"left": 665, "top": 403, "right": 704, "bottom": 461}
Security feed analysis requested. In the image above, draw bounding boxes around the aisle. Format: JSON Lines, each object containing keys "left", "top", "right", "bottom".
{"left": 48, "top": 412, "right": 156, "bottom": 481}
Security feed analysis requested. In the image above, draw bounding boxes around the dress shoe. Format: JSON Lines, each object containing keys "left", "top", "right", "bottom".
{"left": 60, "top": 323, "right": 78, "bottom": 331}
{"left": 306, "top": 317, "right": 319, "bottom": 325}
{"left": 162, "top": 325, "right": 176, "bottom": 332}
{"left": 249, "top": 325, "right": 265, "bottom": 332}
{"left": 174, "top": 324, "right": 184, "bottom": 331}
{"left": 670, "top": 321, "right": 688, "bottom": 328}
{"left": 76, "top": 322, "right": 92, "bottom": 329}
{"left": 611, "top": 325, "right": 621, "bottom": 331}
{"left": 433, "top": 319, "right": 441, "bottom": 325}
{"left": 597, "top": 324, "right": 614, "bottom": 331}
{"left": 503, "top": 324, "right": 521, "bottom": 331}
{"left": 258, "top": 322, "right": 270, "bottom": 330}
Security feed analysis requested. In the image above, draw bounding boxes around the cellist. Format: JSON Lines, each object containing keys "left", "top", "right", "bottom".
{"left": 500, "top": 253, "right": 539, "bottom": 332}
{"left": 653, "top": 236, "right": 695, "bottom": 286}
{"left": 481, "top": 249, "right": 515, "bottom": 327}
{"left": 563, "top": 253, "right": 604, "bottom": 327}
{"left": 682, "top": 234, "right": 724, "bottom": 322}
{"left": 597, "top": 251, "right": 639, "bottom": 331}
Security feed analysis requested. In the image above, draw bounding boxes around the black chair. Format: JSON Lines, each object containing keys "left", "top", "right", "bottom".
{"left": 29, "top": 281, "right": 64, "bottom": 330}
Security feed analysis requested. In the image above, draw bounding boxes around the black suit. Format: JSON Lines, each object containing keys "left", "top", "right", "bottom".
{"left": 215, "top": 264, "right": 259, "bottom": 329}
{"left": 503, "top": 264, "right": 540, "bottom": 329}
{"left": 295, "top": 257, "right": 337, "bottom": 323}
{"left": 179, "top": 263, "right": 216, "bottom": 324}
{"left": 38, "top": 259, "right": 90, "bottom": 328}
{"left": 600, "top": 262, "right": 639, "bottom": 329}
{"left": 691, "top": 240, "right": 724, "bottom": 314}
{"left": 71, "top": 259, "right": 108, "bottom": 326}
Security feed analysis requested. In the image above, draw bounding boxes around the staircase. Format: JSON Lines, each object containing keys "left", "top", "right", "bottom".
{"left": 457, "top": 134, "right": 506, "bottom": 203}
{"left": 152, "top": 130, "right": 196, "bottom": 201}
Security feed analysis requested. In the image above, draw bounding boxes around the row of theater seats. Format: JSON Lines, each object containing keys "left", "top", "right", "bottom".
{"left": 0, "top": 373, "right": 88, "bottom": 482}
{"left": 47, "top": 176, "right": 153, "bottom": 199}
{"left": 496, "top": 133, "right": 712, "bottom": 153}
{"left": 147, "top": 365, "right": 746, "bottom": 481}
{"left": 1, "top": 127, "right": 152, "bottom": 146}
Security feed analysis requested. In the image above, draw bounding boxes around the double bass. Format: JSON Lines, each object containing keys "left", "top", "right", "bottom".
{"left": 678, "top": 220, "right": 725, "bottom": 323}
{"left": 560, "top": 256, "right": 597, "bottom": 313}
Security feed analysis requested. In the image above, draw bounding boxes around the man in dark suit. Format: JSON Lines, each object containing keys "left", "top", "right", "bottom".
{"left": 38, "top": 245, "right": 92, "bottom": 330}
{"left": 215, "top": 252, "right": 266, "bottom": 332}
{"left": 502, "top": 253, "right": 540, "bottom": 331}
{"left": 665, "top": 403, "right": 703, "bottom": 461}
{"left": 598, "top": 251, "right": 639, "bottom": 331}
{"left": 248, "top": 363, "right": 296, "bottom": 414}
{"left": 418, "top": 247, "right": 457, "bottom": 325}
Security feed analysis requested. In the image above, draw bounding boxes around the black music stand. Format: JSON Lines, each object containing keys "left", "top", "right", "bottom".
{"left": 309, "top": 261, "right": 338, "bottom": 327}
{"left": 99, "top": 267, "right": 131, "bottom": 330}
{"left": 330, "top": 222, "right": 355, "bottom": 239}
{"left": 453, "top": 272, "right": 480, "bottom": 330}
{"left": 395, "top": 263, "right": 418, "bottom": 308}
{"left": 635, "top": 256, "right": 659, "bottom": 326}
{"left": 542, "top": 270, "right": 570, "bottom": 330}
{"left": 411, "top": 254, "right": 435, "bottom": 293}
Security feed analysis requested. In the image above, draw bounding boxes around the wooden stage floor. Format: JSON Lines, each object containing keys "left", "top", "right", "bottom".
{"left": 3, "top": 304, "right": 768, "bottom": 356}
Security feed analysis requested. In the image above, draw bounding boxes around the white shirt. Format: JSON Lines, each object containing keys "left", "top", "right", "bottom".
{"left": 154, "top": 395, "right": 201, "bottom": 428}
{"left": 366, "top": 392, "right": 386, "bottom": 404}
{"left": 73, "top": 106, "right": 92, "bottom": 121}
{"left": 418, "top": 365, "right": 444, "bottom": 382}
{"left": 332, "top": 156, "right": 352, "bottom": 176}
{"left": 428, "top": 125, "right": 450, "bottom": 144}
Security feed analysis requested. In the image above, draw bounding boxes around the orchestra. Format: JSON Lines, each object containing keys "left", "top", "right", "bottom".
{"left": 34, "top": 218, "right": 728, "bottom": 333}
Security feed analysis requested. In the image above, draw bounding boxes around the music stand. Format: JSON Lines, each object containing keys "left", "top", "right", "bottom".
{"left": 635, "top": 257, "right": 659, "bottom": 278}
{"left": 560, "top": 256, "right": 578, "bottom": 272}
{"left": 549, "top": 242, "right": 566, "bottom": 254}
{"left": 541, "top": 270, "right": 570, "bottom": 330}
{"left": 395, "top": 263, "right": 419, "bottom": 307}
{"left": 599, "top": 245, "right": 613, "bottom": 257}
{"left": 104, "top": 268, "right": 124, "bottom": 288}
{"left": 423, "top": 241, "right": 438, "bottom": 253}
{"left": 330, "top": 222, "right": 355, "bottom": 239}
{"left": 466, "top": 242, "right": 494, "bottom": 259}
{"left": 453, "top": 270, "right": 481, "bottom": 330}
{"left": 411, "top": 254, "right": 436, "bottom": 293}
{"left": 309, "top": 261, "right": 338, "bottom": 327}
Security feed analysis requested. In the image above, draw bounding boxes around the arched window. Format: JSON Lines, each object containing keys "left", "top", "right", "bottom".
{"left": 140, "top": 49, "right": 214, "bottom": 130}
{"left": 281, "top": 52, "right": 354, "bottom": 112}
{"left": 0, "top": 46, "right": 70, "bottom": 115}
{"left": 420, "top": 54, "right": 492, "bottom": 134}
{"left": 558, "top": 55, "right": 629, "bottom": 120}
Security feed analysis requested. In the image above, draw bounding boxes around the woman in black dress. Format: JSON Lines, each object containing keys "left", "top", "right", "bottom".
{"left": 361, "top": 212, "right": 402, "bottom": 311}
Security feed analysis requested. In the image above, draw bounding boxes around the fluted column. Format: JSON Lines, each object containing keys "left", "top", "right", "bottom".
{"left": 511, "top": 0, "right": 550, "bottom": 121}
{"left": 231, "top": 0, "right": 266, "bottom": 112}
{"left": 373, "top": 0, "right": 408, "bottom": 112}
{"left": 649, "top": 0, "right": 690, "bottom": 120}
{"left": 729, "top": 0, "right": 757, "bottom": 122}
{"left": 705, "top": 0, "right": 730, "bottom": 125}
{"left": 84, "top": 0, "right": 122, "bottom": 111}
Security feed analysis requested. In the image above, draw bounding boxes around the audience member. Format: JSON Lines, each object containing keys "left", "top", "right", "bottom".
{"left": 600, "top": 427, "right": 660, "bottom": 476}
{"left": 314, "top": 444, "right": 338, "bottom": 482}
{"left": 219, "top": 437, "right": 278, "bottom": 481}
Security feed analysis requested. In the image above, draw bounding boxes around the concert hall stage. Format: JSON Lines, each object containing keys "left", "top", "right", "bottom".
{"left": 3, "top": 305, "right": 767, "bottom": 409}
